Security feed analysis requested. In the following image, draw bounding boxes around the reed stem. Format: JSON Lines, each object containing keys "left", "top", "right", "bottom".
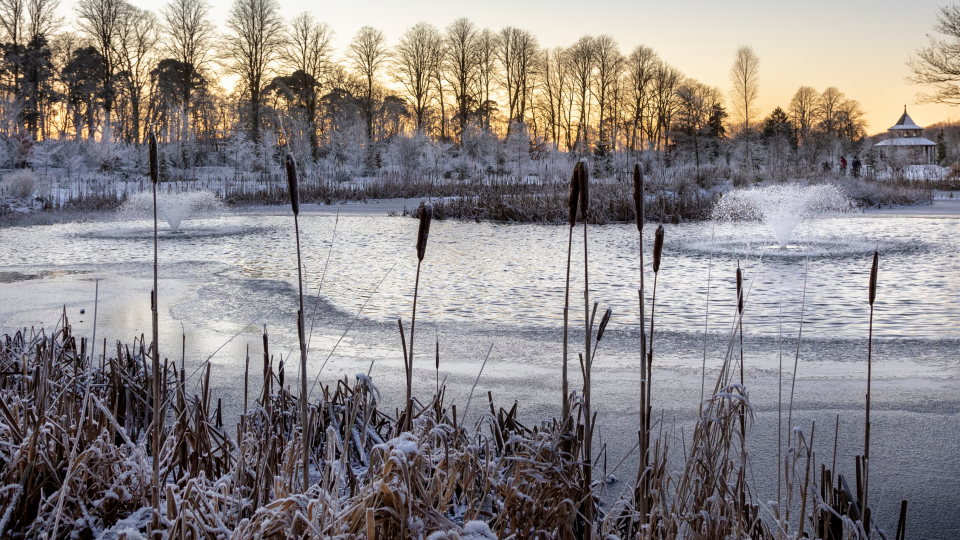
{"left": 148, "top": 131, "right": 161, "bottom": 533}
{"left": 408, "top": 259, "right": 421, "bottom": 430}
{"left": 286, "top": 155, "right": 310, "bottom": 492}
{"left": 864, "top": 249, "right": 879, "bottom": 535}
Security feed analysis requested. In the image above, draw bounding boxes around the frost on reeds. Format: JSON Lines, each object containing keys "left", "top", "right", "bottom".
{"left": 0, "top": 309, "right": 886, "bottom": 539}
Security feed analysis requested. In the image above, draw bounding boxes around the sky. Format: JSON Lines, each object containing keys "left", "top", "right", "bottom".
{"left": 120, "top": 0, "right": 960, "bottom": 134}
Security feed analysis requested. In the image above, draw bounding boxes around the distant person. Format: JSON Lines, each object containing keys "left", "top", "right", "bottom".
{"left": 852, "top": 157, "right": 862, "bottom": 177}
{"left": 840, "top": 156, "right": 848, "bottom": 174}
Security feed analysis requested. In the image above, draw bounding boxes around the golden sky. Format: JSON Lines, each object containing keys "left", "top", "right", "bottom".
{"left": 131, "top": 0, "right": 960, "bottom": 133}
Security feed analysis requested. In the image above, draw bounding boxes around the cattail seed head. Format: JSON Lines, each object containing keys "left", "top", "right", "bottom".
{"left": 285, "top": 155, "right": 299, "bottom": 216}
{"left": 568, "top": 164, "right": 580, "bottom": 227}
{"left": 596, "top": 308, "right": 612, "bottom": 342}
{"left": 736, "top": 265, "right": 744, "bottom": 314}
{"left": 633, "top": 163, "right": 644, "bottom": 233}
{"left": 869, "top": 249, "right": 878, "bottom": 306}
{"left": 578, "top": 161, "right": 589, "bottom": 222}
{"left": 653, "top": 224, "right": 664, "bottom": 273}
{"left": 148, "top": 131, "right": 159, "bottom": 184}
{"left": 417, "top": 203, "right": 433, "bottom": 261}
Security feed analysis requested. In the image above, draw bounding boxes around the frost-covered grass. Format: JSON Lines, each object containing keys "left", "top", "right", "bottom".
{"left": 0, "top": 310, "right": 883, "bottom": 539}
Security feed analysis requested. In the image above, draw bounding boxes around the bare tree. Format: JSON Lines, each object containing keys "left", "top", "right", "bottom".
{"left": 346, "top": 25, "right": 387, "bottom": 140}
{"left": 788, "top": 86, "right": 820, "bottom": 147}
{"left": 116, "top": 2, "right": 156, "bottom": 143}
{"left": 909, "top": 4, "right": 960, "bottom": 105}
{"left": 818, "top": 86, "right": 845, "bottom": 135}
{"left": 625, "top": 45, "right": 658, "bottom": 153}
{"left": 27, "top": 0, "right": 60, "bottom": 42}
{"left": 393, "top": 22, "right": 440, "bottom": 132}
{"left": 161, "top": 0, "right": 216, "bottom": 133}
{"left": 222, "top": 0, "right": 283, "bottom": 142}
{"left": 430, "top": 33, "right": 447, "bottom": 140}
{"left": 0, "top": 0, "right": 25, "bottom": 99}
{"left": 651, "top": 61, "right": 682, "bottom": 152}
{"left": 76, "top": 0, "right": 124, "bottom": 141}
{"left": 591, "top": 34, "right": 622, "bottom": 147}
{"left": 675, "top": 78, "right": 722, "bottom": 171}
{"left": 443, "top": 17, "right": 478, "bottom": 140}
{"left": 475, "top": 27, "right": 497, "bottom": 130}
{"left": 568, "top": 35, "right": 594, "bottom": 152}
{"left": 496, "top": 26, "right": 538, "bottom": 128}
{"left": 729, "top": 44, "right": 760, "bottom": 136}
{"left": 539, "top": 46, "right": 569, "bottom": 149}
{"left": 836, "top": 98, "right": 867, "bottom": 140}
{"left": 281, "top": 11, "right": 333, "bottom": 158}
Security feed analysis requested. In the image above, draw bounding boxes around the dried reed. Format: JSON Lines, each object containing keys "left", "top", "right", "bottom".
{"left": 863, "top": 249, "right": 879, "bottom": 532}
{"left": 148, "top": 130, "right": 162, "bottom": 533}
{"left": 405, "top": 202, "right": 432, "bottom": 430}
{"left": 285, "top": 154, "right": 310, "bottom": 491}
{"left": 577, "top": 160, "right": 597, "bottom": 529}
{"left": 562, "top": 164, "right": 581, "bottom": 418}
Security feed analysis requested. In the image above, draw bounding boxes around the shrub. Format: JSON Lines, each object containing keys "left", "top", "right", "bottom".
{"left": 3, "top": 169, "right": 37, "bottom": 198}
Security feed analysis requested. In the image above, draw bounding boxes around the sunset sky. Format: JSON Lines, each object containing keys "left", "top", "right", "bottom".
{"left": 124, "top": 0, "right": 960, "bottom": 134}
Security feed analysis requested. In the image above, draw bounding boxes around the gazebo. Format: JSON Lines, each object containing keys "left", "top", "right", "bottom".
{"left": 874, "top": 107, "right": 936, "bottom": 164}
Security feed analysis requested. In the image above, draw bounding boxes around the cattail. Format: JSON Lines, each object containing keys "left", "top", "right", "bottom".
{"left": 596, "top": 308, "right": 612, "bottom": 342}
{"left": 653, "top": 224, "right": 664, "bottom": 273}
{"left": 633, "top": 163, "right": 644, "bottom": 233}
{"left": 736, "top": 264, "right": 744, "bottom": 314}
{"left": 568, "top": 164, "right": 580, "bottom": 226}
{"left": 285, "top": 155, "right": 299, "bottom": 216}
{"left": 578, "top": 161, "right": 589, "bottom": 221}
{"left": 417, "top": 203, "right": 433, "bottom": 261}
{"left": 869, "top": 249, "right": 878, "bottom": 306}
{"left": 148, "top": 132, "right": 158, "bottom": 184}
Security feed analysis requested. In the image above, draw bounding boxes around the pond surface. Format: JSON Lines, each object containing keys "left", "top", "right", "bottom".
{"left": 1, "top": 211, "right": 956, "bottom": 339}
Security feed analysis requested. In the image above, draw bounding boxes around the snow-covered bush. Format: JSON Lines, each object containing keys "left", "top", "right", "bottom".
{"left": 2, "top": 169, "right": 37, "bottom": 197}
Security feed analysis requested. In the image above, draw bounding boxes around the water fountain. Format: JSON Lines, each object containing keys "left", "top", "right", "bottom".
{"left": 120, "top": 190, "right": 221, "bottom": 232}
{"left": 713, "top": 184, "right": 850, "bottom": 249}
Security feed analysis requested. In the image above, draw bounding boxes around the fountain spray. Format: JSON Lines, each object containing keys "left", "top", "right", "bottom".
{"left": 148, "top": 130, "right": 161, "bottom": 532}
{"left": 285, "top": 155, "right": 310, "bottom": 492}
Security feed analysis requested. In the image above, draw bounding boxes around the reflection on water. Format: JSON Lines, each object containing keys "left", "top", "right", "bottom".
{"left": 0, "top": 213, "right": 957, "bottom": 339}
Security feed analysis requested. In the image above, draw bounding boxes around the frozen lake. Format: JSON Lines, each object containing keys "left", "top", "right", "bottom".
{"left": 1, "top": 203, "right": 958, "bottom": 538}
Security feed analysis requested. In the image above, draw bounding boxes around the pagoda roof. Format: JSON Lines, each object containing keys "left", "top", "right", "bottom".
{"left": 889, "top": 106, "right": 923, "bottom": 131}
{"left": 875, "top": 137, "right": 935, "bottom": 147}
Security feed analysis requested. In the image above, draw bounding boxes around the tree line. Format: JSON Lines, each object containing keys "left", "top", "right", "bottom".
{"left": 0, "top": 0, "right": 869, "bottom": 171}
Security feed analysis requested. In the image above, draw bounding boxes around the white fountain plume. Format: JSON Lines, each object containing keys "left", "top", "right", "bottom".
{"left": 120, "top": 191, "right": 221, "bottom": 232}
{"left": 714, "top": 184, "right": 850, "bottom": 249}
